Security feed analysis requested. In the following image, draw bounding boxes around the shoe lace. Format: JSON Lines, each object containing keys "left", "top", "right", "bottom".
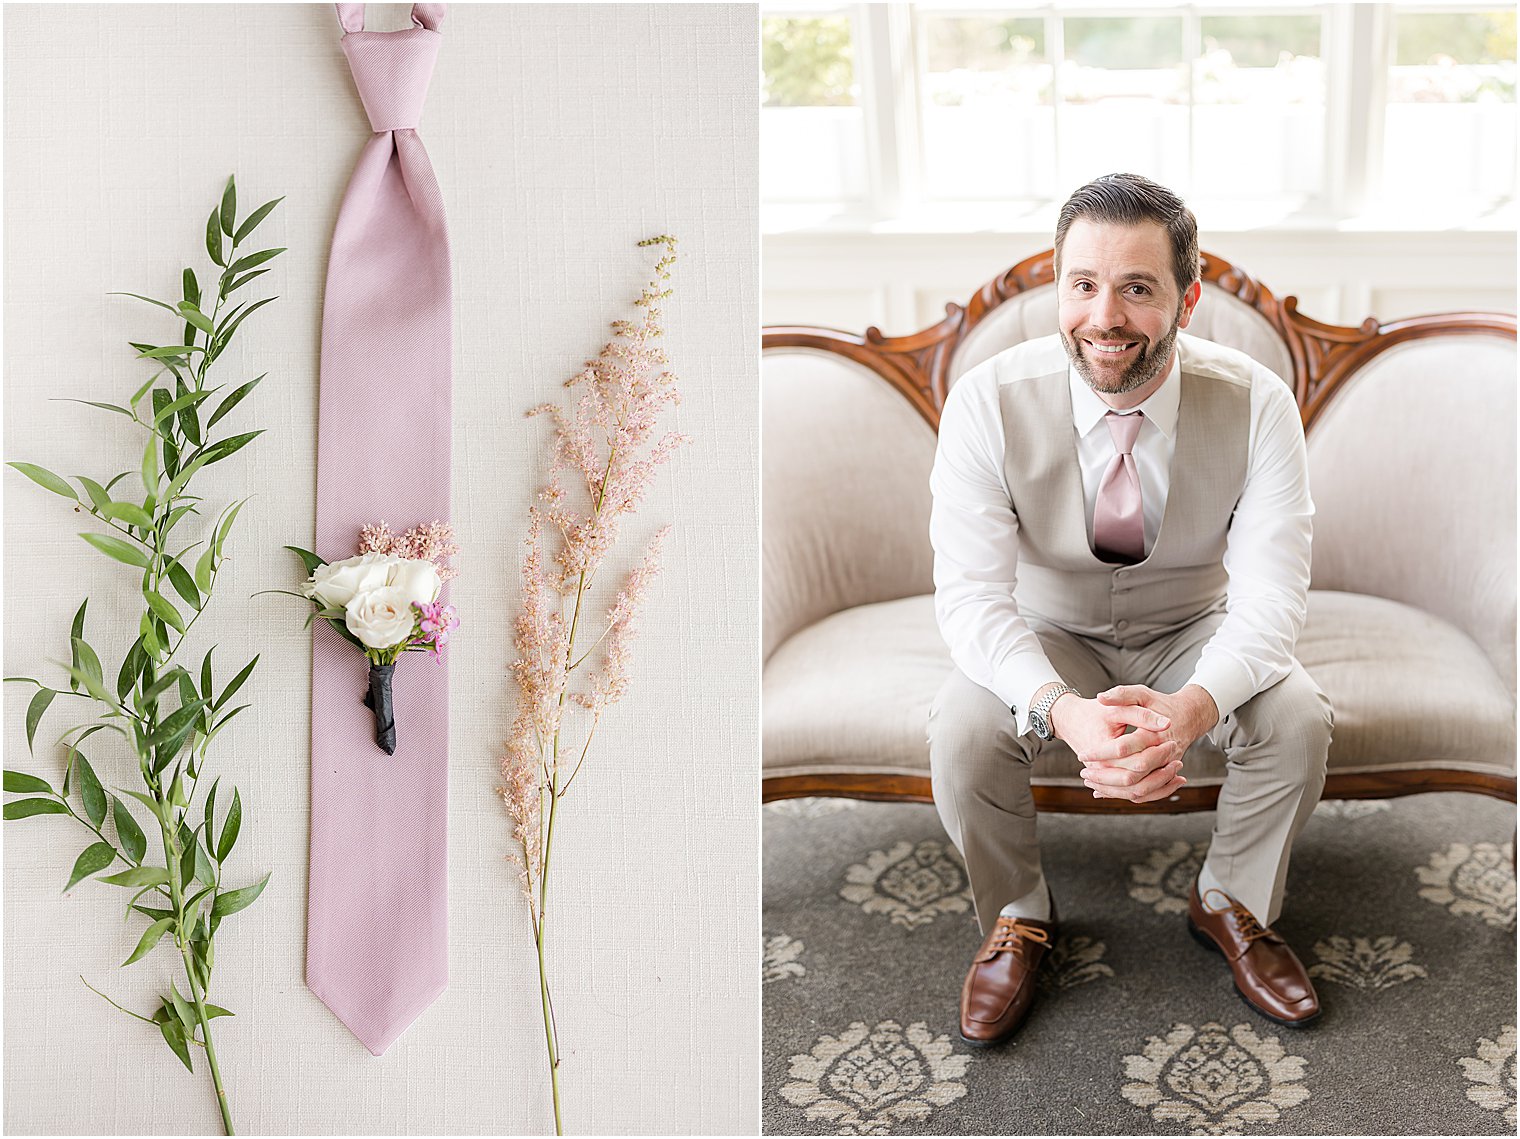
{"left": 989, "top": 917, "right": 1051, "bottom": 953}
{"left": 1203, "top": 887, "right": 1270, "bottom": 944}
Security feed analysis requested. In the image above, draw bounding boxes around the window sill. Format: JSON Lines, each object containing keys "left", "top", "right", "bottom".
{"left": 762, "top": 197, "right": 1517, "bottom": 238}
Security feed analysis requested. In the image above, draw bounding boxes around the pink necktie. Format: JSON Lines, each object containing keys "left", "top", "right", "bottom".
{"left": 307, "top": 1, "right": 451, "bottom": 1056}
{"left": 1092, "top": 411, "right": 1145, "bottom": 564}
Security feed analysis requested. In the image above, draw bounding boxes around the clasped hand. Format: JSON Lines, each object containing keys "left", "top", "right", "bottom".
{"left": 1047, "top": 684, "right": 1219, "bottom": 804}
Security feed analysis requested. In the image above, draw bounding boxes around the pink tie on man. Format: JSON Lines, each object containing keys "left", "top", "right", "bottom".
{"left": 1092, "top": 410, "right": 1145, "bottom": 564}
{"left": 307, "top": 1, "right": 452, "bottom": 1056}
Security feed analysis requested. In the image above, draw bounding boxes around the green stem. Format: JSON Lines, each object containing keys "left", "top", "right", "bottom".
{"left": 536, "top": 783, "right": 564, "bottom": 1136}
{"left": 529, "top": 443, "right": 618, "bottom": 1135}
{"left": 182, "top": 946, "right": 234, "bottom": 1135}
{"left": 80, "top": 974, "right": 158, "bottom": 1024}
{"left": 155, "top": 779, "right": 232, "bottom": 1134}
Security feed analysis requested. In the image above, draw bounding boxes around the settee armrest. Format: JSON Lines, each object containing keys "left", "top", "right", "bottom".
{"left": 1306, "top": 323, "right": 1517, "bottom": 692}
{"left": 762, "top": 344, "right": 937, "bottom": 662}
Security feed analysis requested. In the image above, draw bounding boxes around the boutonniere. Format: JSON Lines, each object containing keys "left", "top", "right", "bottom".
{"left": 286, "top": 521, "right": 458, "bottom": 754}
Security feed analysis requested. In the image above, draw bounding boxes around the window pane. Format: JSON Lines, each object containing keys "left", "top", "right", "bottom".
{"left": 762, "top": 15, "right": 869, "bottom": 202}
{"left": 918, "top": 15, "right": 1055, "bottom": 200}
{"left": 1192, "top": 14, "right": 1325, "bottom": 201}
{"left": 1059, "top": 17, "right": 1188, "bottom": 191}
{"left": 1384, "top": 9, "right": 1516, "bottom": 207}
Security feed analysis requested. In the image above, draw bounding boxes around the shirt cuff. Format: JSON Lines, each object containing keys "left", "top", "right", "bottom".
{"left": 994, "top": 660, "right": 1065, "bottom": 738}
{"left": 1185, "top": 655, "right": 1258, "bottom": 725}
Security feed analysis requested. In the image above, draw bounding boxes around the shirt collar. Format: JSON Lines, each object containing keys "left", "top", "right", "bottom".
{"left": 1068, "top": 351, "right": 1182, "bottom": 441}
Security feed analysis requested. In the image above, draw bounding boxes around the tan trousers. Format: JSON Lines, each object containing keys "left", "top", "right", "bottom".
{"left": 929, "top": 612, "right": 1332, "bottom": 934}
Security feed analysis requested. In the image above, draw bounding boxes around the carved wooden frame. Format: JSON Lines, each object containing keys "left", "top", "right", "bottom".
{"left": 763, "top": 248, "right": 1518, "bottom": 431}
{"left": 763, "top": 248, "right": 1518, "bottom": 809}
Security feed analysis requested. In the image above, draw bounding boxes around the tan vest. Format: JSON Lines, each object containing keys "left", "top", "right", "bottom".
{"left": 999, "top": 365, "right": 1250, "bottom": 648}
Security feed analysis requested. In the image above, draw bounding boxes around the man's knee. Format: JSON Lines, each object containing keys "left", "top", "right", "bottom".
{"left": 928, "top": 669, "right": 1031, "bottom": 784}
{"left": 1228, "top": 665, "right": 1332, "bottom": 783}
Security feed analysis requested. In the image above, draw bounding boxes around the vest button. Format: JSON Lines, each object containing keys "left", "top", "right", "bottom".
{"left": 1116, "top": 619, "right": 1129, "bottom": 630}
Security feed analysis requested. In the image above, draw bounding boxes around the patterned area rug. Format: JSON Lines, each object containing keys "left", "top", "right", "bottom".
{"left": 763, "top": 793, "right": 1516, "bottom": 1136}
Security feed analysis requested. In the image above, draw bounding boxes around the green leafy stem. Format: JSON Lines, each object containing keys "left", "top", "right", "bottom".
{"left": 3, "top": 175, "right": 283, "bottom": 1137}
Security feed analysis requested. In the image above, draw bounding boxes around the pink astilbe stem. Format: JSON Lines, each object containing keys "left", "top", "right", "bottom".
{"left": 496, "top": 237, "right": 686, "bottom": 1136}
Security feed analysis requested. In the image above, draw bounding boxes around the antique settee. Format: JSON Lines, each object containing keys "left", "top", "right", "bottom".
{"left": 762, "top": 250, "right": 1517, "bottom": 811}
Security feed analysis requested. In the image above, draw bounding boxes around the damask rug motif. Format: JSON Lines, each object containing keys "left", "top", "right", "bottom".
{"left": 763, "top": 793, "right": 1516, "bottom": 1135}
{"left": 1120, "top": 1021, "right": 1309, "bottom": 1135}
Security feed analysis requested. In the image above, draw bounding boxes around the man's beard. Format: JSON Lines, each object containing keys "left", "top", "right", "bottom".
{"left": 1061, "top": 304, "right": 1184, "bottom": 396}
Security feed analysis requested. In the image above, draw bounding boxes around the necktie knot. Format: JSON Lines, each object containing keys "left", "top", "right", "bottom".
{"left": 341, "top": 27, "right": 441, "bottom": 133}
{"left": 1105, "top": 410, "right": 1143, "bottom": 456}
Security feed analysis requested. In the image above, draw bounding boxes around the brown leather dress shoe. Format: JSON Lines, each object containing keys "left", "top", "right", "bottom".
{"left": 959, "top": 909, "right": 1056, "bottom": 1047}
{"left": 1188, "top": 882, "right": 1321, "bottom": 1027}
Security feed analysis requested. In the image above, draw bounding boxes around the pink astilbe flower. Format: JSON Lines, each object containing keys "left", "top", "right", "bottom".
{"left": 508, "top": 507, "right": 571, "bottom": 755}
{"left": 573, "top": 528, "right": 668, "bottom": 713}
{"left": 359, "top": 518, "right": 460, "bottom": 582}
{"left": 499, "top": 713, "right": 543, "bottom": 905}
{"left": 498, "top": 239, "right": 686, "bottom": 1128}
{"left": 524, "top": 237, "right": 691, "bottom": 595}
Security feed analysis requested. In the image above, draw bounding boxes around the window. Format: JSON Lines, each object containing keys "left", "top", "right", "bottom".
{"left": 760, "top": 3, "right": 1514, "bottom": 226}
{"left": 1383, "top": 8, "right": 1516, "bottom": 208}
{"left": 761, "top": 10, "right": 870, "bottom": 203}
{"left": 917, "top": 15, "right": 1056, "bottom": 200}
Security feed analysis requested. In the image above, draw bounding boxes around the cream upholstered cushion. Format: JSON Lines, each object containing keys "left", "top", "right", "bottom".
{"left": 762, "top": 349, "right": 936, "bottom": 660}
{"left": 948, "top": 283, "right": 1295, "bottom": 391}
{"left": 1306, "top": 334, "right": 1517, "bottom": 691}
{"left": 762, "top": 590, "right": 1515, "bottom": 785}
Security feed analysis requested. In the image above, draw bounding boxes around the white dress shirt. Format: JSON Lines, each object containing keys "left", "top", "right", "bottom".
{"left": 929, "top": 333, "right": 1314, "bottom": 736}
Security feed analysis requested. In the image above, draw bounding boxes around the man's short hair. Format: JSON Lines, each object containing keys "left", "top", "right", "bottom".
{"left": 1054, "top": 173, "right": 1201, "bottom": 295}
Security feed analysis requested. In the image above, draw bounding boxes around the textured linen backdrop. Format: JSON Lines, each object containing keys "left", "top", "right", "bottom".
{"left": 3, "top": 4, "right": 758, "bottom": 1134}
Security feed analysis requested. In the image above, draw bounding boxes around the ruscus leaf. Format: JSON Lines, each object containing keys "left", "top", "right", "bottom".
{"left": 65, "top": 842, "right": 117, "bottom": 892}
{"left": 24, "top": 688, "right": 55, "bottom": 753}
{"left": 149, "top": 698, "right": 207, "bottom": 755}
{"left": 144, "top": 590, "right": 186, "bottom": 634}
{"left": 233, "top": 196, "right": 283, "bottom": 243}
{"left": 206, "top": 204, "right": 224, "bottom": 268}
{"left": 122, "top": 917, "right": 174, "bottom": 966}
{"left": 98, "top": 866, "right": 169, "bottom": 888}
{"left": 159, "top": 1018, "right": 194, "bottom": 1072}
{"left": 8, "top": 461, "right": 79, "bottom": 501}
{"left": 210, "top": 872, "right": 269, "bottom": 919}
{"left": 101, "top": 501, "right": 154, "bottom": 529}
{"left": 226, "top": 247, "right": 284, "bottom": 275}
{"left": 194, "top": 545, "right": 216, "bottom": 594}
{"left": 217, "top": 788, "right": 242, "bottom": 863}
{"left": 166, "top": 560, "right": 201, "bottom": 610}
{"left": 79, "top": 532, "right": 151, "bottom": 568}
{"left": 219, "top": 175, "right": 237, "bottom": 238}
{"left": 112, "top": 796, "right": 147, "bottom": 863}
{"left": 224, "top": 267, "right": 270, "bottom": 295}
{"left": 4, "top": 798, "right": 69, "bottom": 820}
{"left": 75, "top": 754, "right": 107, "bottom": 828}
{"left": 214, "top": 655, "right": 258, "bottom": 713}
{"left": 73, "top": 637, "right": 105, "bottom": 690}
{"left": 4, "top": 770, "right": 52, "bottom": 795}
{"left": 204, "top": 375, "right": 263, "bottom": 430}
{"left": 197, "top": 430, "right": 263, "bottom": 467}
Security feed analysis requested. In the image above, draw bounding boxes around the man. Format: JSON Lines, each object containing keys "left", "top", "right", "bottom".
{"left": 928, "top": 172, "right": 1332, "bottom": 1046}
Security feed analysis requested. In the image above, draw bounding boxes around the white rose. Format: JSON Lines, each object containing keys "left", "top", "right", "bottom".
{"left": 386, "top": 558, "right": 442, "bottom": 609}
{"left": 305, "top": 552, "right": 397, "bottom": 610}
{"left": 344, "top": 585, "right": 418, "bottom": 650}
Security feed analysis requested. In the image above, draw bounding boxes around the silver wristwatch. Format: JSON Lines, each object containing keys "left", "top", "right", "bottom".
{"left": 1028, "top": 683, "right": 1078, "bottom": 741}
